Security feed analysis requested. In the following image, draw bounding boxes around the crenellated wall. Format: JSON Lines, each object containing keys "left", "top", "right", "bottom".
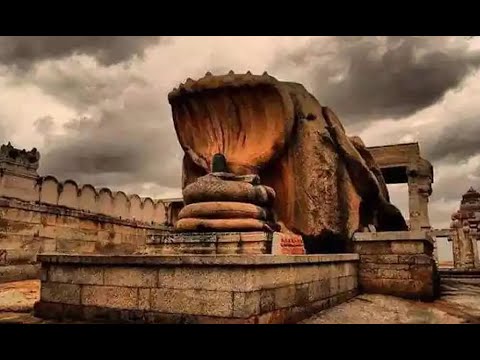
{"left": 1, "top": 173, "right": 178, "bottom": 225}
{"left": 0, "top": 143, "right": 184, "bottom": 283}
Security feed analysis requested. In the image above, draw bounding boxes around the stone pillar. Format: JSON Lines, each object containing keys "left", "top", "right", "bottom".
{"left": 432, "top": 237, "right": 439, "bottom": 266}
{"left": 449, "top": 219, "right": 476, "bottom": 269}
{"left": 449, "top": 187, "right": 480, "bottom": 269}
{"left": 0, "top": 143, "right": 41, "bottom": 202}
{"left": 407, "top": 159, "right": 433, "bottom": 231}
{"left": 473, "top": 238, "right": 480, "bottom": 268}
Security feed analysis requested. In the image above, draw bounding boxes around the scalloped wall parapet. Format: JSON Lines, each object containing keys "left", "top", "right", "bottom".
{"left": 0, "top": 171, "right": 183, "bottom": 226}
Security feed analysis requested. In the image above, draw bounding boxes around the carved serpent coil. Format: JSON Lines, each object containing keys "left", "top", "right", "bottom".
{"left": 183, "top": 174, "right": 276, "bottom": 206}
{"left": 178, "top": 201, "right": 268, "bottom": 220}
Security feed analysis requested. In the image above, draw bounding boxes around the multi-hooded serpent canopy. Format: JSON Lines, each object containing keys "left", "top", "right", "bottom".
{"left": 168, "top": 71, "right": 298, "bottom": 175}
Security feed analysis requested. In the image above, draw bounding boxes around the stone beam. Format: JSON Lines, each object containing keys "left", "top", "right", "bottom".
{"left": 367, "top": 142, "right": 421, "bottom": 170}
{"left": 367, "top": 142, "right": 433, "bottom": 231}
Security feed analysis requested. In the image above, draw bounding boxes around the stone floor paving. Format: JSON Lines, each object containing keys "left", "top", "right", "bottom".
{"left": 302, "top": 277, "right": 480, "bottom": 324}
{"left": 301, "top": 294, "right": 469, "bottom": 324}
{"left": 1, "top": 278, "right": 479, "bottom": 324}
{"left": 0, "top": 280, "right": 39, "bottom": 313}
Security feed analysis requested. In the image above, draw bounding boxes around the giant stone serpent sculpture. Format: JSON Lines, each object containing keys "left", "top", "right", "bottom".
{"left": 168, "top": 71, "right": 407, "bottom": 252}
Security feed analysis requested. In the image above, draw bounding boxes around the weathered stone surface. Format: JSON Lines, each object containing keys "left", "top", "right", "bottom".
{"left": 0, "top": 264, "right": 40, "bottom": 283}
{"left": 48, "top": 265, "right": 104, "bottom": 285}
{"left": 354, "top": 242, "right": 393, "bottom": 255}
{"left": 179, "top": 202, "right": 267, "bottom": 220}
{"left": 41, "top": 282, "right": 80, "bottom": 304}
{"left": 150, "top": 288, "right": 233, "bottom": 317}
{"left": 160, "top": 267, "right": 246, "bottom": 292}
{"left": 81, "top": 285, "right": 138, "bottom": 309}
{"left": 146, "top": 231, "right": 273, "bottom": 255}
{"left": 176, "top": 217, "right": 266, "bottom": 232}
{"left": 216, "top": 233, "right": 241, "bottom": 243}
{"left": 301, "top": 293, "right": 468, "bottom": 324}
{"left": 259, "top": 289, "right": 276, "bottom": 313}
{"left": 0, "top": 149, "right": 178, "bottom": 279}
{"left": 273, "top": 285, "right": 297, "bottom": 309}
{"left": 391, "top": 241, "right": 425, "bottom": 254}
{"left": 354, "top": 230, "right": 433, "bottom": 243}
{"left": 10, "top": 279, "right": 480, "bottom": 324}
{"left": 0, "top": 280, "right": 39, "bottom": 312}
{"left": 38, "top": 253, "right": 359, "bottom": 266}
{"left": 272, "top": 232, "right": 305, "bottom": 255}
{"left": 245, "top": 266, "right": 295, "bottom": 291}
{"left": 449, "top": 187, "right": 480, "bottom": 269}
{"left": 104, "top": 267, "right": 157, "bottom": 288}
{"left": 353, "top": 232, "right": 437, "bottom": 300}
{"left": 34, "top": 254, "right": 359, "bottom": 323}
{"left": 56, "top": 239, "right": 97, "bottom": 253}
{"left": 233, "top": 291, "right": 261, "bottom": 317}
{"left": 308, "top": 280, "right": 331, "bottom": 302}
{"left": 138, "top": 288, "right": 151, "bottom": 311}
{"left": 295, "top": 283, "right": 310, "bottom": 306}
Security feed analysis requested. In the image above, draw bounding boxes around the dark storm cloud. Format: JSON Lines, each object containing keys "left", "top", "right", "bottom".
{"left": 37, "top": 84, "right": 183, "bottom": 191}
{"left": 274, "top": 36, "right": 480, "bottom": 123}
{"left": 29, "top": 63, "right": 148, "bottom": 112}
{"left": 424, "top": 117, "right": 480, "bottom": 162}
{"left": 0, "top": 36, "right": 183, "bottom": 194}
{"left": 9, "top": 35, "right": 480, "bottom": 207}
{"left": 0, "top": 36, "right": 162, "bottom": 70}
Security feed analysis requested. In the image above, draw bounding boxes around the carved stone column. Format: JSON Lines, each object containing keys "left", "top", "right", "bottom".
{"left": 449, "top": 188, "right": 480, "bottom": 269}
{"left": 450, "top": 218, "right": 476, "bottom": 269}
{"left": 473, "top": 236, "right": 480, "bottom": 268}
{"left": 449, "top": 223, "right": 461, "bottom": 268}
{"left": 407, "top": 158, "right": 433, "bottom": 231}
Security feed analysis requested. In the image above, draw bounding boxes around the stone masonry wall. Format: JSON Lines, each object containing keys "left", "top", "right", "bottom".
{"left": 353, "top": 231, "right": 439, "bottom": 300}
{"left": 0, "top": 197, "right": 168, "bottom": 283}
{"left": 34, "top": 254, "right": 359, "bottom": 324}
{"left": 0, "top": 172, "right": 178, "bottom": 224}
{"left": 0, "top": 165, "right": 182, "bottom": 283}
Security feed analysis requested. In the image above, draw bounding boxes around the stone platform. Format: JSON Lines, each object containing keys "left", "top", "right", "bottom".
{"left": 34, "top": 253, "right": 358, "bottom": 324}
{"left": 353, "top": 230, "right": 438, "bottom": 300}
{"left": 146, "top": 231, "right": 305, "bottom": 255}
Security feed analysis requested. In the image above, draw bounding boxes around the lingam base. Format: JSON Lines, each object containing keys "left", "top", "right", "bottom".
{"left": 146, "top": 231, "right": 306, "bottom": 255}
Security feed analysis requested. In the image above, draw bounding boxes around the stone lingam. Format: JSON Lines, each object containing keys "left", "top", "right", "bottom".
{"left": 178, "top": 153, "right": 278, "bottom": 233}
{"left": 148, "top": 70, "right": 408, "bottom": 255}
{"left": 164, "top": 151, "right": 306, "bottom": 255}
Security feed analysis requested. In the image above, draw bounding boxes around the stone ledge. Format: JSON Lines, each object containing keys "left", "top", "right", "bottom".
{"left": 37, "top": 253, "right": 359, "bottom": 266}
{"left": 439, "top": 268, "right": 480, "bottom": 277}
{"left": 0, "top": 264, "right": 41, "bottom": 283}
{"left": 33, "top": 289, "right": 358, "bottom": 324}
{"left": 147, "top": 231, "right": 270, "bottom": 244}
{"left": 353, "top": 231, "right": 434, "bottom": 245}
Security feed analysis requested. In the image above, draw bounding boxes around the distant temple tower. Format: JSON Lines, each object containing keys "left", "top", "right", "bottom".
{"left": 0, "top": 142, "right": 41, "bottom": 201}
{"left": 449, "top": 187, "right": 480, "bottom": 269}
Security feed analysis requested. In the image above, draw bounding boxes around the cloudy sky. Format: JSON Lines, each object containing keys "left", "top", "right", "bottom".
{"left": 1, "top": 36, "right": 480, "bottom": 244}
